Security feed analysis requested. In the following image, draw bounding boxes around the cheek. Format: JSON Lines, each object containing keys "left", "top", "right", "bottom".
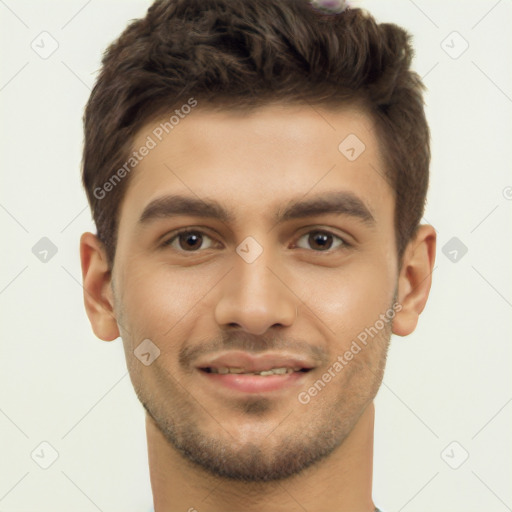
{"left": 118, "top": 262, "right": 217, "bottom": 337}
{"left": 302, "top": 258, "right": 396, "bottom": 341}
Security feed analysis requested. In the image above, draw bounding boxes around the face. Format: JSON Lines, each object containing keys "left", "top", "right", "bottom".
{"left": 111, "top": 103, "right": 399, "bottom": 481}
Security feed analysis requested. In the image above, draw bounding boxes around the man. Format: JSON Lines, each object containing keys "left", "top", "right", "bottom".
{"left": 79, "top": 0, "right": 436, "bottom": 510}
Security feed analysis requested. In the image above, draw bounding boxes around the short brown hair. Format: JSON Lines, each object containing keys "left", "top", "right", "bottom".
{"left": 82, "top": 0, "right": 430, "bottom": 268}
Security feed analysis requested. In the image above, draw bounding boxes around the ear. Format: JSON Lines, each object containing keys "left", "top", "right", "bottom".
{"left": 392, "top": 224, "right": 436, "bottom": 337}
{"left": 79, "top": 232, "right": 120, "bottom": 341}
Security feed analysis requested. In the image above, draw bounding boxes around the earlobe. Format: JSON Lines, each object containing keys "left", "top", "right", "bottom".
{"left": 80, "top": 232, "right": 120, "bottom": 341}
{"left": 392, "top": 225, "right": 436, "bottom": 337}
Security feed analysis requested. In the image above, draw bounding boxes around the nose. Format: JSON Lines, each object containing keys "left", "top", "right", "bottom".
{"left": 214, "top": 248, "right": 298, "bottom": 336}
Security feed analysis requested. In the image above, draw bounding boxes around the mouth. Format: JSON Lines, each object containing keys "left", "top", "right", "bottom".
{"left": 195, "top": 352, "right": 315, "bottom": 393}
{"left": 200, "top": 366, "right": 310, "bottom": 376}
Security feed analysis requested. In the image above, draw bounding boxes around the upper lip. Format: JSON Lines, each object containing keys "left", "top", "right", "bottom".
{"left": 195, "top": 351, "right": 316, "bottom": 372}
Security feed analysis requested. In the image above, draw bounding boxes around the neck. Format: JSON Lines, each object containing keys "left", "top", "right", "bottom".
{"left": 147, "top": 404, "right": 376, "bottom": 512}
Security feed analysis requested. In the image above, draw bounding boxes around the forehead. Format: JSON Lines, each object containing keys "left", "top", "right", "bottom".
{"left": 118, "top": 103, "right": 393, "bottom": 230}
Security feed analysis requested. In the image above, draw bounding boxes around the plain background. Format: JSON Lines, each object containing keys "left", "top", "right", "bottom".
{"left": 1, "top": 1, "right": 511, "bottom": 511}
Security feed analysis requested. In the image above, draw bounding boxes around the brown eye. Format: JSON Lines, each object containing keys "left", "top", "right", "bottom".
{"left": 295, "top": 230, "right": 346, "bottom": 251}
{"left": 163, "top": 230, "right": 215, "bottom": 251}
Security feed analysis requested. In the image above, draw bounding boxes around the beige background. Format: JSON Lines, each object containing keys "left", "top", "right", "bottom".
{"left": 0, "top": 0, "right": 511, "bottom": 510}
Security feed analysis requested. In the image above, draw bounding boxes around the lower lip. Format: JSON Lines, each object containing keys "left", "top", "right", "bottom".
{"left": 198, "top": 370, "right": 309, "bottom": 393}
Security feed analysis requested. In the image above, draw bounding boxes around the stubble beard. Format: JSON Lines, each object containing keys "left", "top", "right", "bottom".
{"left": 136, "top": 328, "right": 391, "bottom": 483}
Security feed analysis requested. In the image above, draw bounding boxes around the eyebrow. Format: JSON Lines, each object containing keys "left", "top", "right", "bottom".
{"left": 138, "top": 191, "right": 376, "bottom": 226}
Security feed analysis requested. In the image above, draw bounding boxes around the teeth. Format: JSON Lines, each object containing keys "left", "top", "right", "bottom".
{"left": 269, "top": 368, "right": 288, "bottom": 375}
{"left": 209, "top": 366, "right": 296, "bottom": 375}
{"left": 227, "top": 367, "right": 244, "bottom": 374}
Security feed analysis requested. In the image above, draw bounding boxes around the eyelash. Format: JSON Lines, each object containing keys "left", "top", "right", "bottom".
{"left": 160, "top": 228, "right": 351, "bottom": 253}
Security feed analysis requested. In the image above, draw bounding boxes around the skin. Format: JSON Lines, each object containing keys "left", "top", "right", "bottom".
{"left": 80, "top": 103, "right": 436, "bottom": 512}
